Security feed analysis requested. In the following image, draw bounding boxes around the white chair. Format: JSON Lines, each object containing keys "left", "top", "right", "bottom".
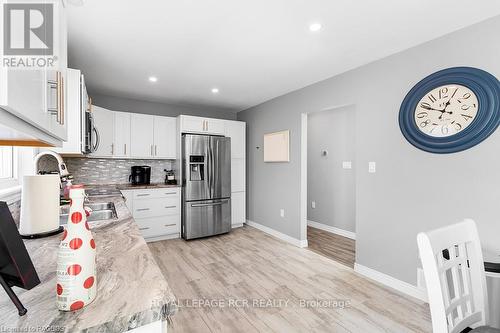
{"left": 417, "top": 219, "right": 500, "bottom": 333}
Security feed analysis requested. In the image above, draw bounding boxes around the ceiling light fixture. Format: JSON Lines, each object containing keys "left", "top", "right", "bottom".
{"left": 148, "top": 76, "right": 158, "bottom": 83}
{"left": 309, "top": 23, "right": 322, "bottom": 32}
{"left": 211, "top": 88, "right": 219, "bottom": 94}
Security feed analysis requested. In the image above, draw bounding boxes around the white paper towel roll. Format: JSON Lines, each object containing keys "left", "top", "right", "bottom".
{"left": 19, "top": 175, "right": 61, "bottom": 236}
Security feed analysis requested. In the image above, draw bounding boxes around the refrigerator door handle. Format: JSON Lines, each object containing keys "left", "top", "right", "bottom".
{"left": 206, "top": 140, "right": 211, "bottom": 198}
{"left": 191, "top": 200, "right": 229, "bottom": 208}
{"left": 210, "top": 141, "right": 215, "bottom": 198}
{"left": 208, "top": 139, "right": 213, "bottom": 198}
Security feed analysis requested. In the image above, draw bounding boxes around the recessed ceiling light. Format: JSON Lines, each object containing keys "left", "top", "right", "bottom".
{"left": 148, "top": 76, "right": 158, "bottom": 83}
{"left": 211, "top": 88, "right": 219, "bottom": 94}
{"left": 309, "top": 23, "right": 322, "bottom": 32}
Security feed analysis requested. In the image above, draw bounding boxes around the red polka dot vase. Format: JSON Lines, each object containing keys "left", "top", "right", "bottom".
{"left": 56, "top": 185, "right": 97, "bottom": 311}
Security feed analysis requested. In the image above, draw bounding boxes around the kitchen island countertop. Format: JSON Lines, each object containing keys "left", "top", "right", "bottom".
{"left": 0, "top": 191, "right": 177, "bottom": 332}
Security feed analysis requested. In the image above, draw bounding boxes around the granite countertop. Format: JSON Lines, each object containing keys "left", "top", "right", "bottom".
{"left": 115, "top": 183, "right": 181, "bottom": 190}
{"left": 0, "top": 192, "right": 177, "bottom": 332}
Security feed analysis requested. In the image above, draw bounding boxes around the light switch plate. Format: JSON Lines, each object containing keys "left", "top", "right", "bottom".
{"left": 369, "top": 162, "right": 376, "bottom": 173}
{"left": 280, "top": 209, "right": 285, "bottom": 218}
{"left": 342, "top": 161, "right": 352, "bottom": 169}
{"left": 311, "top": 201, "right": 316, "bottom": 209}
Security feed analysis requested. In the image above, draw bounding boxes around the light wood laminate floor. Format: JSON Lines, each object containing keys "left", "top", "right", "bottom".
{"left": 307, "top": 226, "right": 356, "bottom": 268}
{"left": 148, "top": 225, "right": 431, "bottom": 333}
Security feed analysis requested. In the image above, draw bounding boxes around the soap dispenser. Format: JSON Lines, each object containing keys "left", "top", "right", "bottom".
{"left": 56, "top": 185, "right": 97, "bottom": 311}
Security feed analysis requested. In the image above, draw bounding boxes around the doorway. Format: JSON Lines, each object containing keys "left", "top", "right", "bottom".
{"left": 301, "top": 105, "right": 356, "bottom": 268}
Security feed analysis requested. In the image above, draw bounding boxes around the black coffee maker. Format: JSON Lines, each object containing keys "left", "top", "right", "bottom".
{"left": 129, "top": 166, "right": 151, "bottom": 185}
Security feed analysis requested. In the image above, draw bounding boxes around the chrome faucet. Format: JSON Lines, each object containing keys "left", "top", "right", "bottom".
{"left": 34, "top": 150, "right": 71, "bottom": 183}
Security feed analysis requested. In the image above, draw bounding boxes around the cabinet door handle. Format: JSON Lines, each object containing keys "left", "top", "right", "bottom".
{"left": 139, "top": 227, "right": 150, "bottom": 231}
{"left": 47, "top": 72, "right": 62, "bottom": 124}
{"left": 60, "top": 73, "right": 65, "bottom": 126}
{"left": 155, "top": 145, "right": 157, "bottom": 156}
{"left": 136, "top": 193, "right": 150, "bottom": 197}
{"left": 111, "top": 143, "right": 114, "bottom": 155}
{"left": 151, "top": 145, "right": 153, "bottom": 156}
{"left": 165, "top": 205, "right": 176, "bottom": 209}
{"left": 165, "top": 192, "right": 176, "bottom": 195}
{"left": 136, "top": 208, "right": 150, "bottom": 211}
{"left": 206, "top": 120, "right": 208, "bottom": 132}
{"left": 164, "top": 224, "right": 176, "bottom": 227}
{"left": 124, "top": 144, "right": 127, "bottom": 155}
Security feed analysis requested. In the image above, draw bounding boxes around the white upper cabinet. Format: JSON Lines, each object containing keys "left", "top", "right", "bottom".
{"left": 114, "top": 112, "right": 131, "bottom": 158}
{"left": 153, "top": 116, "right": 176, "bottom": 159}
{"left": 89, "top": 108, "right": 178, "bottom": 159}
{"left": 130, "top": 114, "right": 154, "bottom": 158}
{"left": 231, "top": 191, "right": 246, "bottom": 226}
{"left": 179, "top": 115, "right": 225, "bottom": 135}
{"left": 0, "top": 0, "right": 68, "bottom": 146}
{"left": 225, "top": 121, "right": 246, "bottom": 159}
{"left": 91, "top": 106, "right": 114, "bottom": 157}
{"left": 53, "top": 69, "right": 86, "bottom": 155}
{"left": 0, "top": 69, "right": 51, "bottom": 133}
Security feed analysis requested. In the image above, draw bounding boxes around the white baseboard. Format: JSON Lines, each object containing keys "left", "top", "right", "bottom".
{"left": 232, "top": 223, "right": 244, "bottom": 229}
{"left": 307, "top": 220, "right": 356, "bottom": 240}
{"left": 354, "top": 263, "right": 428, "bottom": 302}
{"left": 246, "top": 220, "right": 308, "bottom": 248}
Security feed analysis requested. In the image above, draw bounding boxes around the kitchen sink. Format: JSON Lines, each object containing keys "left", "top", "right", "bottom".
{"left": 60, "top": 202, "right": 117, "bottom": 225}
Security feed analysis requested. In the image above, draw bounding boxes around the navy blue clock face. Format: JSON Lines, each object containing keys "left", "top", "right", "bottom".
{"left": 399, "top": 67, "right": 500, "bottom": 154}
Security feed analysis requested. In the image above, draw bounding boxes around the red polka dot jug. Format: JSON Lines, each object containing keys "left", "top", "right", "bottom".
{"left": 56, "top": 185, "right": 97, "bottom": 311}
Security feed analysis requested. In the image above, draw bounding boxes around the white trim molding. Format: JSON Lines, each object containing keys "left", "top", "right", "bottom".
{"left": 354, "top": 263, "right": 428, "bottom": 302}
{"left": 246, "top": 220, "right": 308, "bottom": 248}
{"left": 307, "top": 220, "right": 356, "bottom": 240}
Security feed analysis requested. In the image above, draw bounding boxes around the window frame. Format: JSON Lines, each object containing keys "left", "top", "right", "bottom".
{"left": 0, "top": 146, "right": 20, "bottom": 189}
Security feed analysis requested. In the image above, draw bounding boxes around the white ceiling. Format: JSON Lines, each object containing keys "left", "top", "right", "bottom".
{"left": 67, "top": 1, "right": 500, "bottom": 112}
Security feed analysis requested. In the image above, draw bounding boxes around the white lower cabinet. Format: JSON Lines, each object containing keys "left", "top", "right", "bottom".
{"left": 231, "top": 191, "right": 246, "bottom": 227}
{"left": 121, "top": 188, "right": 181, "bottom": 242}
{"left": 231, "top": 159, "right": 246, "bottom": 192}
{"left": 135, "top": 216, "right": 180, "bottom": 239}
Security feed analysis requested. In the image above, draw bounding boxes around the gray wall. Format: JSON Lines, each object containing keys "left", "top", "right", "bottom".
{"left": 238, "top": 16, "right": 500, "bottom": 285}
{"left": 307, "top": 106, "right": 355, "bottom": 233}
{"left": 91, "top": 93, "right": 237, "bottom": 120}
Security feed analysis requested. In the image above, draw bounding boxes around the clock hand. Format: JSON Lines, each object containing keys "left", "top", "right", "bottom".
{"left": 420, "top": 104, "right": 446, "bottom": 112}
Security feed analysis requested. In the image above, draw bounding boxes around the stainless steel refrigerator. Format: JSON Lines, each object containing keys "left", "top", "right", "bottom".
{"left": 182, "top": 134, "right": 231, "bottom": 240}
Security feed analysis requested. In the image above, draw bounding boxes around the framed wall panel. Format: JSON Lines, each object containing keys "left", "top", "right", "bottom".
{"left": 264, "top": 130, "right": 289, "bottom": 162}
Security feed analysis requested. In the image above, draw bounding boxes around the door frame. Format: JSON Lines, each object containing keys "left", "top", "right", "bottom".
{"left": 300, "top": 104, "right": 356, "bottom": 244}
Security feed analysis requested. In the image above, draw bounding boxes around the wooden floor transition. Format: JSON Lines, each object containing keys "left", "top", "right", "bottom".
{"left": 307, "top": 226, "right": 356, "bottom": 268}
{"left": 148, "top": 225, "right": 431, "bottom": 333}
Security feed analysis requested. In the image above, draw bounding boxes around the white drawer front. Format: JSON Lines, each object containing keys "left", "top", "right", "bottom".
{"left": 133, "top": 188, "right": 179, "bottom": 200}
{"left": 136, "top": 215, "right": 180, "bottom": 239}
{"left": 133, "top": 197, "right": 180, "bottom": 218}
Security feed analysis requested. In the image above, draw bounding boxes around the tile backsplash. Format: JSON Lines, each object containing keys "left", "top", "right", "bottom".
{"left": 43, "top": 157, "right": 174, "bottom": 185}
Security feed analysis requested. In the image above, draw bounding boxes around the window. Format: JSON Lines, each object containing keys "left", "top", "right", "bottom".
{"left": 0, "top": 146, "right": 19, "bottom": 189}
{"left": 0, "top": 146, "right": 14, "bottom": 179}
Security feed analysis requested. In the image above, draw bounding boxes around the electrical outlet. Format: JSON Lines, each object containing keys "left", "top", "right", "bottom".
{"left": 368, "top": 161, "right": 376, "bottom": 173}
{"left": 280, "top": 209, "right": 285, "bottom": 218}
{"left": 342, "top": 161, "right": 352, "bottom": 169}
{"left": 311, "top": 201, "right": 316, "bottom": 209}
